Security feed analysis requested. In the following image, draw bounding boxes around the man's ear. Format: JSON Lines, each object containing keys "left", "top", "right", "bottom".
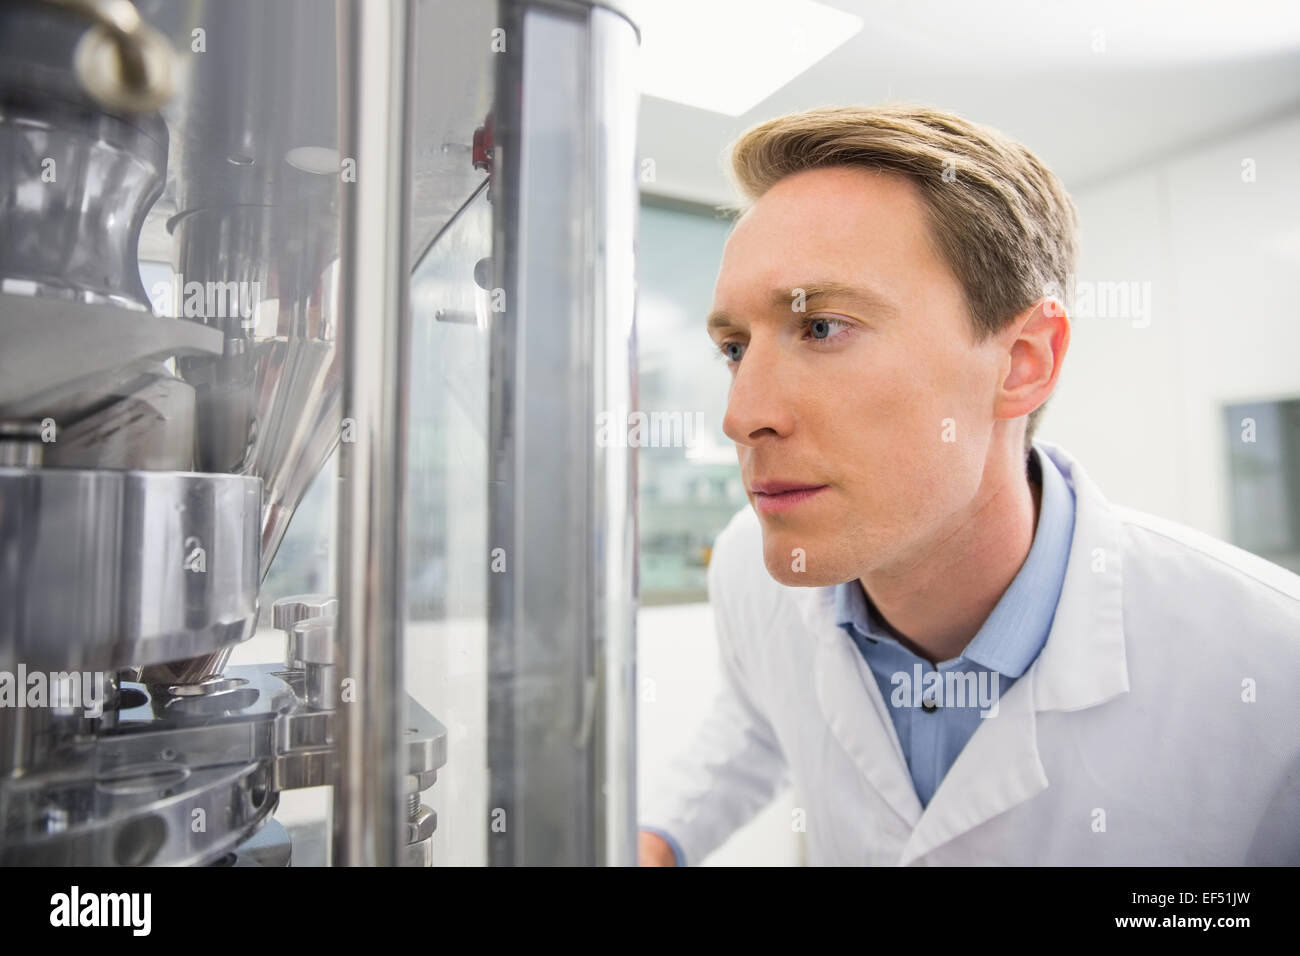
{"left": 994, "top": 298, "right": 1070, "bottom": 423}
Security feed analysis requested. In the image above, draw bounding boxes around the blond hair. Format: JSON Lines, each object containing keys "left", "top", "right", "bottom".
{"left": 727, "top": 105, "right": 1079, "bottom": 450}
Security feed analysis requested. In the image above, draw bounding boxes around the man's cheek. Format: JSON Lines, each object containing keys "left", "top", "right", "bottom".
{"left": 862, "top": 372, "right": 931, "bottom": 433}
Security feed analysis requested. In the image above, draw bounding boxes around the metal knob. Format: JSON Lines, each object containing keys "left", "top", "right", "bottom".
{"left": 272, "top": 594, "right": 338, "bottom": 632}
{"left": 290, "top": 618, "right": 336, "bottom": 667}
{"left": 292, "top": 618, "right": 338, "bottom": 711}
{"left": 274, "top": 595, "right": 337, "bottom": 686}
{"left": 51, "top": 0, "right": 176, "bottom": 113}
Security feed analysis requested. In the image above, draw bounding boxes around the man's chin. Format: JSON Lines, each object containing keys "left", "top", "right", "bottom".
{"left": 760, "top": 541, "right": 844, "bottom": 588}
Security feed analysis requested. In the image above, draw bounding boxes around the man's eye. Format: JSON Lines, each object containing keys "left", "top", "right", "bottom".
{"left": 806, "top": 316, "right": 849, "bottom": 340}
{"left": 720, "top": 341, "right": 745, "bottom": 362}
{"left": 803, "top": 316, "right": 853, "bottom": 343}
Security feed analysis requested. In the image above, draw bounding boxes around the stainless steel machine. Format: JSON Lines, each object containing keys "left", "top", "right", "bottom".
{"left": 0, "top": 0, "right": 638, "bottom": 866}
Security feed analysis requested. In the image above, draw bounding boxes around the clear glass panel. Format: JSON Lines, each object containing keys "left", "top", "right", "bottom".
{"left": 405, "top": 185, "right": 493, "bottom": 867}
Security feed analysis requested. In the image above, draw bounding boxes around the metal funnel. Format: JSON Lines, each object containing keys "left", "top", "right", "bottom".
{"left": 161, "top": 0, "right": 344, "bottom": 581}
{"left": 139, "top": 1, "right": 345, "bottom": 684}
{"left": 134, "top": 200, "right": 340, "bottom": 688}
{"left": 171, "top": 205, "right": 342, "bottom": 581}
{"left": 139, "top": 204, "right": 341, "bottom": 688}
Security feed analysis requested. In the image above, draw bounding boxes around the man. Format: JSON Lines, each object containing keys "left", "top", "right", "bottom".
{"left": 637, "top": 105, "right": 1300, "bottom": 866}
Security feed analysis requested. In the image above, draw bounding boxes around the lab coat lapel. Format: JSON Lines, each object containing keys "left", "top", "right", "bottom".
{"left": 796, "top": 586, "right": 924, "bottom": 829}
{"left": 788, "top": 443, "right": 1131, "bottom": 863}
{"left": 898, "top": 441, "right": 1131, "bottom": 864}
{"left": 898, "top": 670, "right": 1046, "bottom": 864}
{"left": 796, "top": 580, "right": 1046, "bottom": 861}
{"left": 1027, "top": 442, "right": 1130, "bottom": 714}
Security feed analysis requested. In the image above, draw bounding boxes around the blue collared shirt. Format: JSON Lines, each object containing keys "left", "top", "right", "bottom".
{"left": 833, "top": 443, "right": 1076, "bottom": 809}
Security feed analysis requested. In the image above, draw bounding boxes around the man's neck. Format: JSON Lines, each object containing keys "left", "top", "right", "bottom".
{"left": 860, "top": 452, "right": 1042, "bottom": 666}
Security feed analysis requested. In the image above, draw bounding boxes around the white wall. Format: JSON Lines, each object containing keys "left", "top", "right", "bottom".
{"left": 1041, "top": 109, "right": 1300, "bottom": 536}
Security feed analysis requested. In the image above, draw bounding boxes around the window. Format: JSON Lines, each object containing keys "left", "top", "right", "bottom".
{"left": 637, "top": 200, "right": 748, "bottom": 604}
{"left": 1224, "top": 398, "right": 1300, "bottom": 574}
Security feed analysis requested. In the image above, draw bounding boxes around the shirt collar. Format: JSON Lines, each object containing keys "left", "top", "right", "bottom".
{"left": 833, "top": 442, "right": 1076, "bottom": 677}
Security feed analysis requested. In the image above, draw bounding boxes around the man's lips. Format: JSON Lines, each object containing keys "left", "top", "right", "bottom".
{"left": 749, "top": 480, "right": 826, "bottom": 495}
{"left": 749, "top": 481, "right": 830, "bottom": 514}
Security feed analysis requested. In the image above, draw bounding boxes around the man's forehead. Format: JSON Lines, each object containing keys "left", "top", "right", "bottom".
{"left": 725, "top": 172, "right": 926, "bottom": 254}
{"left": 736, "top": 165, "right": 921, "bottom": 213}
{"left": 716, "top": 170, "right": 936, "bottom": 296}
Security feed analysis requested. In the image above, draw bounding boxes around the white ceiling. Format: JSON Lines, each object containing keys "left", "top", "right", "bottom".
{"left": 632, "top": 0, "right": 1300, "bottom": 206}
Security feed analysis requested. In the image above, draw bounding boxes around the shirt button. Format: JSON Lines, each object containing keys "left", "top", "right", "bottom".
{"left": 921, "top": 697, "right": 939, "bottom": 713}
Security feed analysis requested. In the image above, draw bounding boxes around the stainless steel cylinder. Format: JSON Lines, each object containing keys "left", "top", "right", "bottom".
{"left": 292, "top": 617, "right": 338, "bottom": 711}
{"left": 0, "top": 468, "right": 262, "bottom": 674}
{"left": 486, "top": 0, "right": 640, "bottom": 866}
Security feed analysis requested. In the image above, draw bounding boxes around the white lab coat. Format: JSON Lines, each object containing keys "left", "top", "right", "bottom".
{"left": 640, "top": 442, "right": 1300, "bottom": 865}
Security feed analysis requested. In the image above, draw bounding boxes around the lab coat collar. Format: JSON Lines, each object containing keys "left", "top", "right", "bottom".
{"left": 1028, "top": 440, "right": 1130, "bottom": 713}
{"left": 790, "top": 441, "right": 1130, "bottom": 863}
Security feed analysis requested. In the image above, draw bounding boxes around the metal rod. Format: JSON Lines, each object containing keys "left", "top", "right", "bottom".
{"left": 333, "top": 0, "right": 414, "bottom": 867}
{"left": 589, "top": 3, "right": 640, "bottom": 868}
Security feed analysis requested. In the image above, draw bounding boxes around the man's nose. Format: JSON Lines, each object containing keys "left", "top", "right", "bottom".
{"left": 721, "top": 338, "right": 796, "bottom": 446}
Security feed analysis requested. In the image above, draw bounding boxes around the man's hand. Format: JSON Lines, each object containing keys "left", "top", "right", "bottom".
{"left": 638, "top": 830, "right": 678, "bottom": 866}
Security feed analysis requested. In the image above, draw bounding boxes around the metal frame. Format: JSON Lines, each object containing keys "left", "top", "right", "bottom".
{"left": 333, "top": 0, "right": 415, "bottom": 867}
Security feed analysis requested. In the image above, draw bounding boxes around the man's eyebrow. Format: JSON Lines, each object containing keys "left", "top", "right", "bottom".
{"left": 706, "top": 311, "right": 736, "bottom": 334}
{"left": 774, "top": 281, "right": 898, "bottom": 314}
{"left": 707, "top": 280, "right": 897, "bottom": 333}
